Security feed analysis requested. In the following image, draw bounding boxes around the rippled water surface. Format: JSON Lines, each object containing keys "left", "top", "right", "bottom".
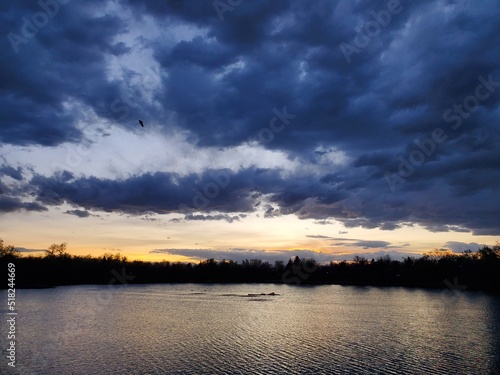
{"left": 1, "top": 284, "right": 499, "bottom": 374}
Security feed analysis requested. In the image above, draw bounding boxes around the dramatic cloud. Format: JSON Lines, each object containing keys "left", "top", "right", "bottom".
{"left": 28, "top": 168, "right": 281, "bottom": 214}
{"left": 0, "top": 165, "right": 24, "bottom": 181}
{"left": 328, "top": 237, "right": 392, "bottom": 249}
{"left": 0, "top": 196, "right": 47, "bottom": 213}
{"left": 1, "top": 0, "right": 499, "bottom": 251}
{"left": 64, "top": 209, "right": 92, "bottom": 218}
{"left": 350, "top": 240, "right": 391, "bottom": 249}
{"left": 182, "top": 213, "right": 246, "bottom": 223}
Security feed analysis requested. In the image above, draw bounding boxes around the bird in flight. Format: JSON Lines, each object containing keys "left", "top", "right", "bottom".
{"left": 138, "top": 120, "right": 144, "bottom": 127}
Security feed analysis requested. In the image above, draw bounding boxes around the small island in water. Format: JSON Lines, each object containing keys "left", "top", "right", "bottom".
{"left": 1, "top": 239, "right": 499, "bottom": 293}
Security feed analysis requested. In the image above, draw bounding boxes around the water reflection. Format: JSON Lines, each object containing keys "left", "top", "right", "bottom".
{"left": 0, "top": 284, "right": 498, "bottom": 374}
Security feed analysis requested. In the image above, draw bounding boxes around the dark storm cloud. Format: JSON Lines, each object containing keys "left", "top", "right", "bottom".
{"left": 182, "top": 213, "right": 244, "bottom": 223}
{"left": 351, "top": 240, "right": 391, "bottom": 249}
{"left": 0, "top": 1, "right": 136, "bottom": 146}
{"left": 64, "top": 209, "right": 91, "bottom": 218}
{"left": 314, "top": 220, "right": 334, "bottom": 225}
{"left": 0, "top": 165, "right": 24, "bottom": 181}
{"left": 310, "top": 235, "right": 392, "bottom": 249}
{"left": 132, "top": 0, "right": 449, "bottom": 153}
{"left": 425, "top": 224, "right": 470, "bottom": 233}
{"left": 0, "top": 195, "right": 47, "bottom": 213}
{"left": 28, "top": 165, "right": 356, "bottom": 217}
{"left": 159, "top": 36, "right": 236, "bottom": 70}
{"left": 23, "top": 159, "right": 500, "bottom": 235}
{"left": 2, "top": 0, "right": 500, "bottom": 236}
{"left": 29, "top": 167, "right": 284, "bottom": 214}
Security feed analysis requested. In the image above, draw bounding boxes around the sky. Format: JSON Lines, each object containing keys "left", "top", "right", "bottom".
{"left": 1, "top": 0, "right": 499, "bottom": 263}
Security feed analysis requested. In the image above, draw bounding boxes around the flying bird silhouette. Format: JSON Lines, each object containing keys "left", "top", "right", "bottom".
{"left": 138, "top": 120, "right": 144, "bottom": 127}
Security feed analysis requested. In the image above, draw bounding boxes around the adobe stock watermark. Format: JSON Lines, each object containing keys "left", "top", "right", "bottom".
{"left": 178, "top": 169, "right": 234, "bottom": 213}
{"left": 51, "top": 140, "right": 95, "bottom": 172}
{"left": 22, "top": 267, "right": 134, "bottom": 373}
{"left": 7, "top": 0, "right": 71, "bottom": 54}
{"left": 213, "top": 0, "right": 242, "bottom": 21}
{"left": 51, "top": 67, "right": 161, "bottom": 173}
{"left": 339, "top": 0, "right": 409, "bottom": 64}
{"left": 385, "top": 73, "right": 500, "bottom": 192}
{"left": 443, "top": 276, "right": 467, "bottom": 295}
{"left": 252, "top": 106, "right": 297, "bottom": 145}
{"left": 282, "top": 258, "right": 318, "bottom": 285}
{"left": 178, "top": 105, "right": 296, "bottom": 214}
{"left": 111, "top": 66, "right": 162, "bottom": 121}
{"left": 438, "top": 276, "right": 468, "bottom": 312}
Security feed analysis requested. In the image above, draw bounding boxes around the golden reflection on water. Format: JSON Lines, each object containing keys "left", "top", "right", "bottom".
{"left": 3, "top": 284, "right": 499, "bottom": 374}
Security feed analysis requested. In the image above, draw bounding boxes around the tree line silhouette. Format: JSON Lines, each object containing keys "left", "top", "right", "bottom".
{"left": 1, "top": 239, "right": 499, "bottom": 292}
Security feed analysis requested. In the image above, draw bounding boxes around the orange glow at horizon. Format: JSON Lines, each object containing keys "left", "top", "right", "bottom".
{"left": 3, "top": 207, "right": 498, "bottom": 263}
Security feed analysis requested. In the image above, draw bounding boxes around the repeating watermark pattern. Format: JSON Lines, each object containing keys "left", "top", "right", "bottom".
{"left": 213, "top": 0, "right": 243, "bottom": 21}
{"left": 110, "top": 95, "right": 136, "bottom": 122}
{"left": 339, "top": 0, "right": 410, "bottom": 64}
{"left": 5, "top": 263, "right": 16, "bottom": 368}
{"left": 20, "top": 267, "right": 134, "bottom": 373}
{"left": 252, "top": 106, "right": 297, "bottom": 145}
{"left": 110, "top": 66, "right": 162, "bottom": 121}
{"left": 51, "top": 67, "right": 161, "bottom": 172}
{"left": 281, "top": 258, "right": 317, "bottom": 285}
{"left": 178, "top": 169, "right": 233, "bottom": 213}
{"left": 442, "top": 74, "right": 499, "bottom": 130}
{"left": 443, "top": 276, "right": 467, "bottom": 294}
{"left": 7, "top": 0, "right": 71, "bottom": 54}
{"left": 438, "top": 276, "right": 468, "bottom": 312}
{"left": 51, "top": 140, "right": 95, "bottom": 172}
{"left": 385, "top": 73, "right": 500, "bottom": 192}
{"left": 178, "top": 106, "right": 296, "bottom": 214}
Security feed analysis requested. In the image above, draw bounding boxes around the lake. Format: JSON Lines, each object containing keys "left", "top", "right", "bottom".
{"left": 1, "top": 284, "right": 499, "bottom": 374}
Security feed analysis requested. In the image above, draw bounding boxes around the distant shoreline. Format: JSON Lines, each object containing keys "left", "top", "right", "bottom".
{"left": 2, "top": 245, "right": 499, "bottom": 294}
{"left": 7, "top": 276, "right": 500, "bottom": 295}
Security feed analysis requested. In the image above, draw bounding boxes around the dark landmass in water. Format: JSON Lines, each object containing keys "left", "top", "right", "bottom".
{"left": 1, "top": 240, "right": 499, "bottom": 293}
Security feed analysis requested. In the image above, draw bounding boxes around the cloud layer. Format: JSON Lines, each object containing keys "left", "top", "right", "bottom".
{"left": 1, "top": 0, "right": 499, "bottom": 237}
{"left": 150, "top": 247, "right": 421, "bottom": 263}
